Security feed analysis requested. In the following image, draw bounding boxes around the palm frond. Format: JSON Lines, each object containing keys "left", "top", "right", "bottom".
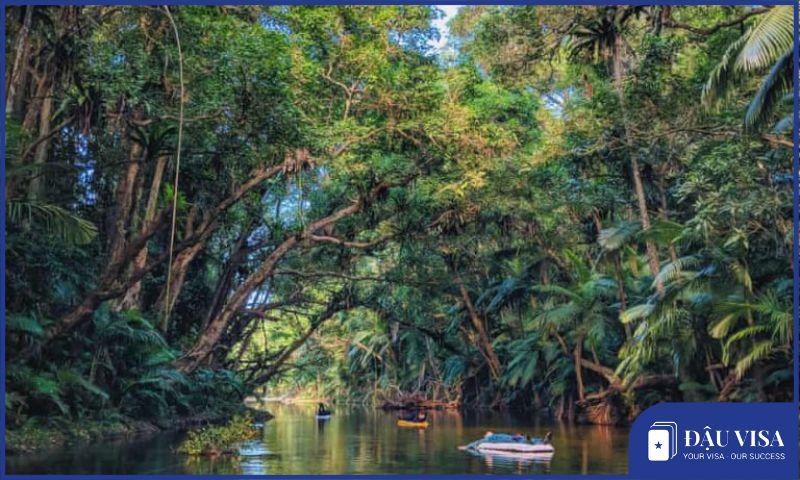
{"left": 745, "top": 50, "right": 792, "bottom": 128}
{"left": 734, "top": 340, "right": 774, "bottom": 379}
{"left": 620, "top": 302, "right": 655, "bottom": 324}
{"left": 724, "top": 325, "right": 769, "bottom": 351}
{"left": 531, "top": 283, "right": 581, "bottom": 301}
{"left": 598, "top": 220, "right": 640, "bottom": 251}
{"left": 7, "top": 200, "right": 97, "bottom": 245}
{"left": 7, "top": 314, "right": 44, "bottom": 337}
{"left": 772, "top": 114, "right": 793, "bottom": 134}
{"left": 735, "top": 6, "right": 793, "bottom": 72}
{"left": 652, "top": 255, "right": 702, "bottom": 288}
{"left": 56, "top": 369, "right": 110, "bottom": 402}
{"left": 702, "top": 5, "right": 792, "bottom": 129}
{"left": 709, "top": 311, "right": 743, "bottom": 339}
{"left": 702, "top": 35, "right": 747, "bottom": 107}
{"left": 639, "top": 219, "right": 684, "bottom": 247}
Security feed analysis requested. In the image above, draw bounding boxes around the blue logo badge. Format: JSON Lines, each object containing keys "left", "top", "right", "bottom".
{"left": 630, "top": 403, "right": 797, "bottom": 479}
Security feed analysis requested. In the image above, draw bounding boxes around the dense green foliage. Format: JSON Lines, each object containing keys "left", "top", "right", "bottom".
{"left": 5, "top": 5, "right": 793, "bottom": 439}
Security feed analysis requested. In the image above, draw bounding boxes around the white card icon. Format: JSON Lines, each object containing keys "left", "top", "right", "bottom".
{"left": 648, "top": 428, "right": 670, "bottom": 461}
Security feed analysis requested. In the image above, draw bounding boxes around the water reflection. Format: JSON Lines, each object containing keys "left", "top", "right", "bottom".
{"left": 461, "top": 447, "right": 554, "bottom": 474}
{"left": 7, "top": 403, "right": 629, "bottom": 475}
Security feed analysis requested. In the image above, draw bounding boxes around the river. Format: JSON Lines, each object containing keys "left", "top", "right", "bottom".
{"left": 7, "top": 403, "right": 629, "bottom": 475}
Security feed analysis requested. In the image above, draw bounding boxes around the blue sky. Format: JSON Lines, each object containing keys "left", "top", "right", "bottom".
{"left": 430, "top": 5, "right": 462, "bottom": 51}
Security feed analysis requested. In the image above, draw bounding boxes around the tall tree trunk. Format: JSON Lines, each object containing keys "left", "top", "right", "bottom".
{"left": 614, "top": 255, "right": 632, "bottom": 339}
{"left": 21, "top": 163, "right": 290, "bottom": 358}
{"left": 22, "top": 55, "right": 50, "bottom": 131}
{"left": 202, "top": 225, "right": 252, "bottom": 330}
{"left": 612, "top": 35, "right": 663, "bottom": 295}
{"left": 116, "top": 155, "right": 168, "bottom": 310}
{"left": 155, "top": 240, "right": 205, "bottom": 330}
{"left": 6, "top": 6, "right": 33, "bottom": 116}
{"left": 27, "top": 82, "right": 53, "bottom": 199}
{"left": 156, "top": 206, "right": 201, "bottom": 330}
{"left": 108, "top": 140, "right": 145, "bottom": 266}
{"left": 455, "top": 275, "right": 502, "bottom": 380}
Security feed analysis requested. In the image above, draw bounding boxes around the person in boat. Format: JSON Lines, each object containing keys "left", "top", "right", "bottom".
{"left": 400, "top": 409, "right": 427, "bottom": 422}
{"left": 480, "top": 431, "right": 552, "bottom": 444}
{"left": 525, "top": 431, "right": 552, "bottom": 445}
{"left": 317, "top": 402, "right": 331, "bottom": 416}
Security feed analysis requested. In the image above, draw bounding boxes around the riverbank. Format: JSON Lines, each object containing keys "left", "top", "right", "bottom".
{"left": 6, "top": 404, "right": 630, "bottom": 475}
{"left": 5, "top": 406, "right": 272, "bottom": 454}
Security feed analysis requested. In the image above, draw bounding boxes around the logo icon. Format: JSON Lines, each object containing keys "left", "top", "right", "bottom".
{"left": 648, "top": 421, "right": 678, "bottom": 461}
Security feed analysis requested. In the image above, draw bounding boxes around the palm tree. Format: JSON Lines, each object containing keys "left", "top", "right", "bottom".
{"left": 567, "top": 6, "right": 664, "bottom": 295}
{"left": 616, "top": 255, "right": 714, "bottom": 387}
{"left": 702, "top": 6, "right": 793, "bottom": 129}
{"left": 532, "top": 265, "right": 621, "bottom": 402}
{"left": 709, "top": 286, "right": 792, "bottom": 399}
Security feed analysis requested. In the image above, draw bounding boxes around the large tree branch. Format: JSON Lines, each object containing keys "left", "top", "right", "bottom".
{"left": 579, "top": 358, "right": 621, "bottom": 387}
{"left": 242, "top": 290, "right": 353, "bottom": 386}
{"left": 19, "top": 115, "right": 75, "bottom": 161}
{"left": 663, "top": 7, "right": 770, "bottom": 36}
{"left": 176, "top": 178, "right": 410, "bottom": 373}
{"left": 308, "top": 233, "right": 393, "bottom": 249}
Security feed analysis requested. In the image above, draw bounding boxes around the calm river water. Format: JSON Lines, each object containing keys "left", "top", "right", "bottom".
{"left": 7, "top": 403, "right": 629, "bottom": 475}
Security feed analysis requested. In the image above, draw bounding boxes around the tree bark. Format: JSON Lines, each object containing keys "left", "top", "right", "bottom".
{"left": 202, "top": 224, "right": 252, "bottom": 330}
{"left": 27, "top": 82, "right": 53, "bottom": 199}
{"left": 178, "top": 235, "right": 300, "bottom": 372}
{"left": 20, "top": 207, "right": 172, "bottom": 359}
{"left": 455, "top": 275, "right": 502, "bottom": 380}
{"left": 612, "top": 34, "right": 663, "bottom": 295}
{"left": 21, "top": 162, "right": 290, "bottom": 358}
{"left": 117, "top": 154, "right": 168, "bottom": 310}
{"left": 156, "top": 240, "right": 205, "bottom": 330}
{"left": 6, "top": 6, "right": 34, "bottom": 116}
{"left": 614, "top": 255, "right": 632, "bottom": 339}
{"left": 108, "top": 140, "right": 145, "bottom": 266}
{"left": 151, "top": 158, "right": 304, "bottom": 329}
{"left": 22, "top": 54, "right": 53, "bottom": 132}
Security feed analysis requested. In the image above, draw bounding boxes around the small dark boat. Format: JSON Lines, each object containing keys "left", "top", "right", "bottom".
{"left": 316, "top": 402, "right": 332, "bottom": 420}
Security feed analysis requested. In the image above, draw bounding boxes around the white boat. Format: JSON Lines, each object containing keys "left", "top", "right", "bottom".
{"left": 475, "top": 442, "right": 554, "bottom": 454}
{"left": 460, "top": 432, "right": 554, "bottom": 457}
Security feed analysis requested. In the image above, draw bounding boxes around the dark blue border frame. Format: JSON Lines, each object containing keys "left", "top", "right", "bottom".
{"left": 792, "top": 0, "right": 799, "bottom": 411}
{"left": 0, "top": 1, "right": 796, "bottom": 6}
{"left": 0, "top": 2, "right": 797, "bottom": 478}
